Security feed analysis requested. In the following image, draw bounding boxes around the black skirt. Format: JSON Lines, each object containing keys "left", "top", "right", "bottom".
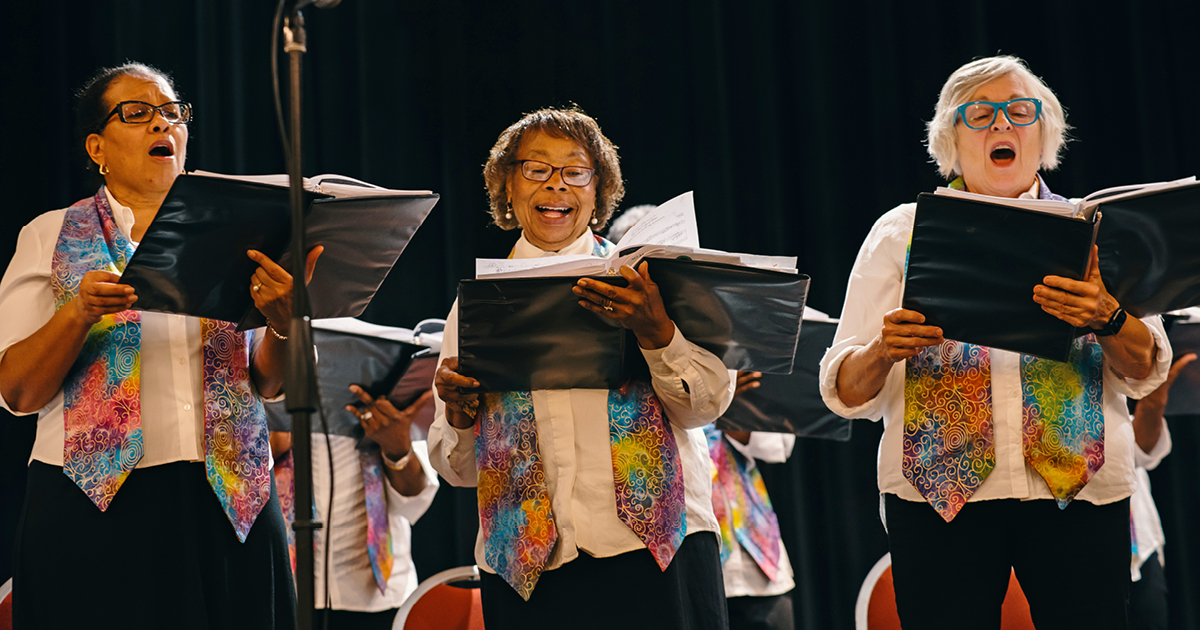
{"left": 480, "top": 532, "right": 729, "bottom": 630}
{"left": 12, "top": 461, "right": 295, "bottom": 630}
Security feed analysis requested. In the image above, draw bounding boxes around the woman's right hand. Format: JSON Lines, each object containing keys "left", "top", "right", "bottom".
{"left": 71, "top": 270, "right": 137, "bottom": 326}
{"left": 434, "top": 357, "right": 480, "bottom": 429}
{"left": 876, "top": 307, "right": 944, "bottom": 363}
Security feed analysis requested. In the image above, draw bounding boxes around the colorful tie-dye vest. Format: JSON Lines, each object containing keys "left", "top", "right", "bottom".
{"left": 704, "top": 425, "right": 782, "bottom": 581}
{"left": 477, "top": 234, "right": 688, "bottom": 600}
{"left": 51, "top": 188, "right": 271, "bottom": 541}
{"left": 902, "top": 176, "right": 1105, "bottom": 522}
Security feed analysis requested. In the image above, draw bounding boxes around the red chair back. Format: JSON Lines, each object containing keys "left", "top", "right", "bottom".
{"left": 862, "top": 562, "right": 1035, "bottom": 630}
{"left": 401, "top": 583, "right": 484, "bottom": 630}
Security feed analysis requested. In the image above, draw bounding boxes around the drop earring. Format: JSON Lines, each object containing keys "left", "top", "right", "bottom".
{"left": 590, "top": 213, "right": 598, "bottom": 225}
{"left": 505, "top": 201, "right": 513, "bottom": 220}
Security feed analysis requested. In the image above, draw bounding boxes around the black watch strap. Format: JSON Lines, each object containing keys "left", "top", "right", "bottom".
{"left": 1093, "top": 307, "right": 1128, "bottom": 337}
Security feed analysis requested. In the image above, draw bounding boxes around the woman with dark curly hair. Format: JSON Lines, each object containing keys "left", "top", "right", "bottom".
{"left": 0, "top": 62, "right": 311, "bottom": 629}
{"left": 428, "top": 106, "right": 735, "bottom": 630}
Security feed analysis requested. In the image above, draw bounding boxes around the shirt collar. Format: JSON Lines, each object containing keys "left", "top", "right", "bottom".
{"left": 1017, "top": 177, "right": 1040, "bottom": 200}
{"left": 512, "top": 230, "right": 596, "bottom": 260}
{"left": 103, "top": 187, "right": 138, "bottom": 244}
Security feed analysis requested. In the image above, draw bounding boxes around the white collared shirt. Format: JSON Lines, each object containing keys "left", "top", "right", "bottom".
{"left": 1131, "top": 423, "right": 1171, "bottom": 580}
{"left": 818, "top": 202, "right": 1171, "bottom": 505}
{"left": 312, "top": 435, "right": 439, "bottom": 612}
{"left": 0, "top": 190, "right": 274, "bottom": 467}
{"left": 721, "top": 432, "right": 796, "bottom": 598}
{"left": 428, "top": 229, "right": 734, "bottom": 574}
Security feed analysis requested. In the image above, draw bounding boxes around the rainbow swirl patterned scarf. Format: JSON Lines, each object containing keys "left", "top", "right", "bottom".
{"left": 51, "top": 188, "right": 270, "bottom": 541}
{"left": 704, "top": 425, "right": 781, "bottom": 581}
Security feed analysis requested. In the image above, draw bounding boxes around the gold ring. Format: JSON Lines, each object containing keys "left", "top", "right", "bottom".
{"left": 253, "top": 284, "right": 261, "bottom": 292}
{"left": 361, "top": 410, "right": 373, "bottom": 421}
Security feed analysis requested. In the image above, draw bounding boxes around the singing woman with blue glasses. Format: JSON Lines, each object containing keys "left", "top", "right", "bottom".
{"left": 819, "top": 56, "right": 1169, "bottom": 629}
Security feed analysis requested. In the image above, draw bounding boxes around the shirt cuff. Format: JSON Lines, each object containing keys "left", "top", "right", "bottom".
{"left": 1110, "top": 316, "right": 1172, "bottom": 399}
{"left": 1134, "top": 422, "right": 1172, "bottom": 470}
{"left": 819, "top": 343, "right": 885, "bottom": 419}
{"left": 640, "top": 323, "right": 690, "bottom": 376}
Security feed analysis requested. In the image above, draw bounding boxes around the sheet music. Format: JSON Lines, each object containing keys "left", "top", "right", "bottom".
{"left": 188, "top": 170, "right": 432, "bottom": 198}
{"left": 933, "top": 186, "right": 1083, "bottom": 219}
{"left": 475, "top": 255, "right": 598, "bottom": 279}
{"left": 615, "top": 191, "right": 700, "bottom": 249}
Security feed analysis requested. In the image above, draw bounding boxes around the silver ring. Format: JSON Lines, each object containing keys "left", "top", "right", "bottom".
{"left": 361, "top": 410, "right": 373, "bottom": 421}
{"left": 253, "top": 284, "right": 261, "bottom": 292}
{"left": 604, "top": 305, "right": 615, "bottom": 313}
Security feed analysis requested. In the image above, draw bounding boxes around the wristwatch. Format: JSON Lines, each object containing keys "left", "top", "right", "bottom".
{"left": 382, "top": 449, "right": 414, "bottom": 471}
{"left": 1093, "top": 307, "right": 1128, "bottom": 337}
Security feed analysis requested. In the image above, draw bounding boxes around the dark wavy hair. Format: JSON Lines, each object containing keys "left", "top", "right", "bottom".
{"left": 74, "top": 62, "right": 179, "bottom": 173}
{"left": 482, "top": 105, "right": 625, "bottom": 231}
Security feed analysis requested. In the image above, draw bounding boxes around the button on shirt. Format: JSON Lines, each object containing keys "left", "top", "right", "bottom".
{"left": 428, "top": 230, "right": 734, "bottom": 574}
{"left": 818, "top": 202, "right": 1171, "bottom": 505}
{"left": 0, "top": 189, "right": 276, "bottom": 467}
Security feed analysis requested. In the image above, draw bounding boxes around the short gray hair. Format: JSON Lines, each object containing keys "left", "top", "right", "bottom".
{"left": 925, "top": 56, "right": 1070, "bottom": 179}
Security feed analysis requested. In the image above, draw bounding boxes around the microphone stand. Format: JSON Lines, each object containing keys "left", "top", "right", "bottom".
{"left": 282, "top": 8, "right": 321, "bottom": 630}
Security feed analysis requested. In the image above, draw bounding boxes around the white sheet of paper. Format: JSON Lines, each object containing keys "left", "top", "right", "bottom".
{"left": 615, "top": 191, "right": 700, "bottom": 249}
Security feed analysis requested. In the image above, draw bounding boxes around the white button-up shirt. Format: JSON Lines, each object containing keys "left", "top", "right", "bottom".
{"left": 312, "top": 435, "right": 439, "bottom": 612}
{"left": 0, "top": 189, "right": 274, "bottom": 467}
{"left": 818, "top": 202, "right": 1171, "bottom": 505}
{"left": 428, "top": 230, "right": 734, "bottom": 574}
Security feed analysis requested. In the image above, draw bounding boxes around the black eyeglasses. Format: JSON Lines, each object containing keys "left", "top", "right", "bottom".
{"left": 513, "top": 160, "right": 595, "bottom": 187}
{"left": 103, "top": 100, "right": 193, "bottom": 126}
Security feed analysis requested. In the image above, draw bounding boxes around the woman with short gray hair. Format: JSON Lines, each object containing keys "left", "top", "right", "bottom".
{"left": 818, "top": 55, "right": 1169, "bottom": 629}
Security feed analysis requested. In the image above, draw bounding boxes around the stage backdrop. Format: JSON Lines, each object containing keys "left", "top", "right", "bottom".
{"left": 3, "top": 2, "right": 1200, "bottom": 628}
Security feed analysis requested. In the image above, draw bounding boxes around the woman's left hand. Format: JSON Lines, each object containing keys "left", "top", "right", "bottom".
{"left": 347, "top": 386, "right": 435, "bottom": 461}
{"left": 574, "top": 261, "right": 676, "bottom": 349}
{"left": 1033, "top": 245, "right": 1119, "bottom": 329}
{"left": 248, "top": 246, "right": 324, "bottom": 335}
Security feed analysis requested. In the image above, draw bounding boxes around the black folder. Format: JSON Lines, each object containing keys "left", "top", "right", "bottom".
{"left": 118, "top": 174, "right": 439, "bottom": 330}
{"left": 265, "top": 327, "right": 432, "bottom": 444}
{"left": 1164, "top": 319, "right": 1200, "bottom": 417}
{"left": 715, "top": 319, "right": 851, "bottom": 440}
{"left": 457, "top": 259, "right": 809, "bottom": 392}
{"left": 1094, "top": 182, "right": 1200, "bottom": 317}
{"left": 902, "top": 193, "right": 1098, "bottom": 362}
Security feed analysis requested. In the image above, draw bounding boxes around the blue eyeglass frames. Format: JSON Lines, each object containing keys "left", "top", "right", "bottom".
{"left": 955, "top": 98, "right": 1042, "bottom": 130}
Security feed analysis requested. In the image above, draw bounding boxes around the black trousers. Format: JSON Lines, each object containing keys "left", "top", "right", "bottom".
{"left": 886, "top": 494, "right": 1131, "bottom": 630}
{"left": 479, "top": 532, "right": 728, "bottom": 630}
{"left": 726, "top": 592, "right": 793, "bottom": 630}
{"left": 13, "top": 461, "right": 295, "bottom": 630}
{"left": 1129, "top": 551, "right": 1168, "bottom": 630}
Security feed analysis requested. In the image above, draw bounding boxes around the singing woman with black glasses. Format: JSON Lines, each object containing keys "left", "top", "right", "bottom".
{"left": 819, "top": 55, "right": 1169, "bottom": 630}
{"left": 429, "top": 106, "right": 736, "bottom": 630}
{"left": 0, "top": 62, "right": 317, "bottom": 629}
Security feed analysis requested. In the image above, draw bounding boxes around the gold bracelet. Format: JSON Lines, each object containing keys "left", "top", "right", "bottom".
{"left": 266, "top": 320, "right": 289, "bottom": 340}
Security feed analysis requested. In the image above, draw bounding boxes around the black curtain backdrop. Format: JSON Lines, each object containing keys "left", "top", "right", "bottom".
{"left": 2, "top": 2, "right": 1200, "bottom": 629}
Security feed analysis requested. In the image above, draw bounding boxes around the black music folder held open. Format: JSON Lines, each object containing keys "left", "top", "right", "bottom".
{"left": 118, "top": 172, "right": 439, "bottom": 330}
{"left": 1094, "top": 181, "right": 1200, "bottom": 317}
{"left": 715, "top": 318, "right": 852, "bottom": 440}
{"left": 264, "top": 320, "right": 438, "bottom": 442}
{"left": 902, "top": 192, "right": 1099, "bottom": 362}
{"left": 458, "top": 259, "right": 809, "bottom": 392}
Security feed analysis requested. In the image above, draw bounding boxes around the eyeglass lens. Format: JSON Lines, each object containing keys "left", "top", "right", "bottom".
{"left": 961, "top": 100, "right": 1038, "bottom": 129}
{"left": 120, "top": 102, "right": 191, "bottom": 123}
{"left": 521, "top": 160, "right": 593, "bottom": 186}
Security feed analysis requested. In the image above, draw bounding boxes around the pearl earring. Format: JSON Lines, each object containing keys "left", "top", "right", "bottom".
{"left": 505, "top": 201, "right": 513, "bottom": 220}
{"left": 590, "top": 214, "right": 598, "bottom": 225}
